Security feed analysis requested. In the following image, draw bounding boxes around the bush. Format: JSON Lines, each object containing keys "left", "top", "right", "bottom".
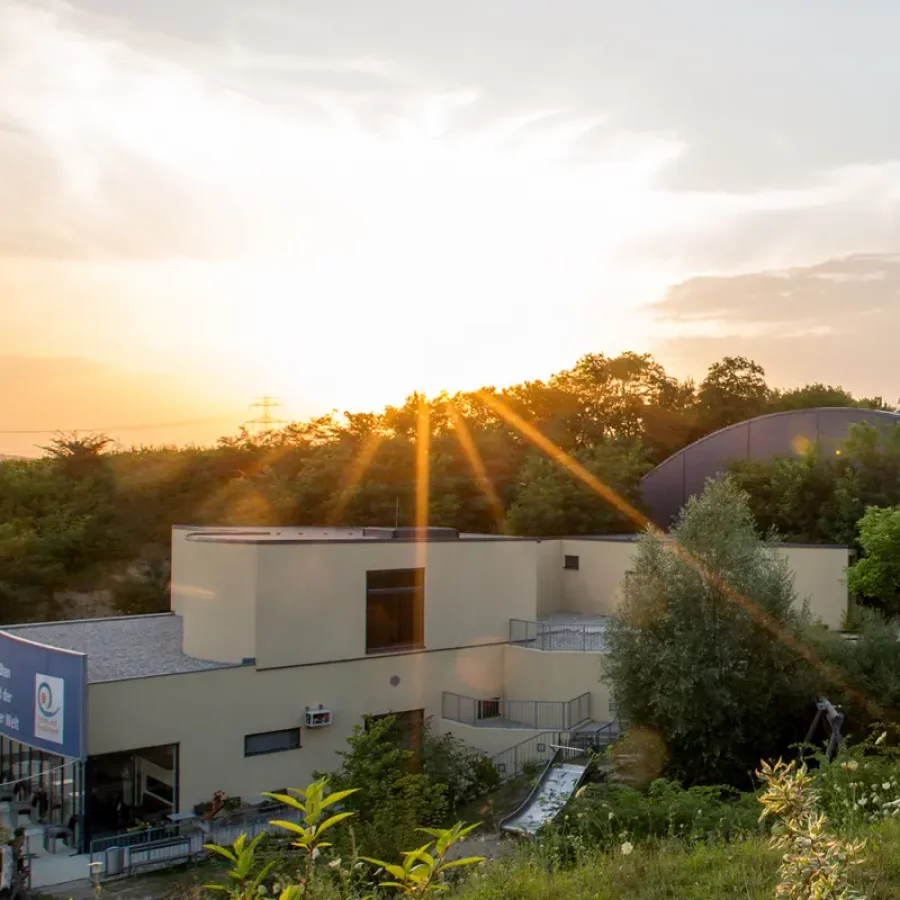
{"left": 545, "top": 777, "right": 760, "bottom": 857}
{"left": 604, "top": 476, "right": 814, "bottom": 786}
{"left": 320, "top": 715, "right": 449, "bottom": 859}
{"left": 813, "top": 728, "right": 900, "bottom": 833}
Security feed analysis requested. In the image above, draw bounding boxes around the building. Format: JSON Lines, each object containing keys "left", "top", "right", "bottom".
{"left": 0, "top": 525, "right": 851, "bottom": 857}
{"left": 641, "top": 406, "right": 900, "bottom": 527}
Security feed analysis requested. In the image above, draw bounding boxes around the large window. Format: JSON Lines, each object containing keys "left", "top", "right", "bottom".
{"left": 244, "top": 728, "right": 301, "bottom": 757}
{"left": 366, "top": 568, "right": 424, "bottom": 653}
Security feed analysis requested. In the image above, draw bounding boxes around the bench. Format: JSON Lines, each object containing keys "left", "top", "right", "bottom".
{"left": 127, "top": 836, "right": 193, "bottom": 874}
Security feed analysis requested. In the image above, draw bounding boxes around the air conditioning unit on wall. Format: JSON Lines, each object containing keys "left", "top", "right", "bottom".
{"left": 305, "top": 706, "right": 333, "bottom": 728}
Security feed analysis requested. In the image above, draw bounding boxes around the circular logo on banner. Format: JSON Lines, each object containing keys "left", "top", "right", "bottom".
{"left": 37, "top": 681, "right": 60, "bottom": 717}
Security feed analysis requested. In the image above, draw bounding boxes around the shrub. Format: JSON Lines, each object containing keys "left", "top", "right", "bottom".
{"left": 319, "top": 715, "right": 449, "bottom": 859}
{"left": 548, "top": 777, "right": 760, "bottom": 856}
{"left": 758, "top": 758, "right": 865, "bottom": 899}
{"left": 604, "top": 476, "right": 814, "bottom": 786}
{"left": 813, "top": 728, "right": 900, "bottom": 833}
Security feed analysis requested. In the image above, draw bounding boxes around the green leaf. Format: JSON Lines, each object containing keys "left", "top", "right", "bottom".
{"left": 269, "top": 820, "right": 311, "bottom": 837}
{"left": 440, "top": 857, "right": 485, "bottom": 871}
{"left": 204, "top": 844, "right": 237, "bottom": 863}
{"left": 316, "top": 811, "right": 355, "bottom": 834}
{"left": 319, "top": 788, "right": 359, "bottom": 810}
{"left": 264, "top": 792, "right": 305, "bottom": 810}
{"left": 361, "top": 859, "right": 407, "bottom": 880}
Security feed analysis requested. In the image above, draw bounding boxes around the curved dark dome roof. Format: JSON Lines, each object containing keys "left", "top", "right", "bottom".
{"left": 641, "top": 407, "right": 900, "bottom": 528}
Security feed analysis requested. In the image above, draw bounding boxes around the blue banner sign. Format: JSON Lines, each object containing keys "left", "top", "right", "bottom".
{"left": 0, "top": 631, "right": 88, "bottom": 759}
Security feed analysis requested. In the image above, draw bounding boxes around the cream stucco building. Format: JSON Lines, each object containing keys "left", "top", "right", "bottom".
{"left": 0, "top": 525, "right": 850, "bottom": 856}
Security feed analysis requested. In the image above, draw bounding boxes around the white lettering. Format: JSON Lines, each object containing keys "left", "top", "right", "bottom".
{"left": 4, "top": 714, "right": 18, "bottom": 731}
{"left": 0, "top": 689, "right": 11, "bottom": 703}
{"left": 0, "top": 664, "right": 10, "bottom": 679}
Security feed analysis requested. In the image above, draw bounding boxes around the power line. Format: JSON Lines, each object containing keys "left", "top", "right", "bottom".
{"left": 0, "top": 413, "right": 244, "bottom": 436}
{"left": 244, "top": 396, "right": 287, "bottom": 434}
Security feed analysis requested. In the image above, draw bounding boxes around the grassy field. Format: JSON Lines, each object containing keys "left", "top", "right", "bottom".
{"left": 453, "top": 819, "right": 900, "bottom": 900}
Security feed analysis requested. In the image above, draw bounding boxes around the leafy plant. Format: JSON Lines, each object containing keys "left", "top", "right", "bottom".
{"left": 265, "top": 778, "right": 358, "bottom": 894}
{"left": 362, "top": 822, "right": 484, "bottom": 897}
{"left": 322, "top": 715, "right": 449, "bottom": 859}
{"left": 204, "top": 833, "right": 273, "bottom": 899}
{"left": 758, "top": 758, "right": 865, "bottom": 899}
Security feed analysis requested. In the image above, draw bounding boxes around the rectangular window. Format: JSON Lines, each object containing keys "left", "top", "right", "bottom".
{"left": 563, "top": 555, "right": 580, "bottom": 570}
{"left": 366, "top": 568, "right": 424, "bottom": 653}
{"left": 244, "top": 728, "right": 301, "bottom": 758}
{"left": 477, "top": 699, "right": 501, "bottom": 720}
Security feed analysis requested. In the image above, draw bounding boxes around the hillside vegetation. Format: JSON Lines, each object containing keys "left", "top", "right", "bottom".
{"left": 1, "top": 351, "right": 899, "bottom": 624}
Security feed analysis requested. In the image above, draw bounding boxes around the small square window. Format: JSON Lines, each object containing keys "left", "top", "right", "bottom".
{"left": 563, "top": 555, "right": 580, "bottom": 570}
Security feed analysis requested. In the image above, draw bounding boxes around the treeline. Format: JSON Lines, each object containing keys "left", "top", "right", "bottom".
{"left": 0, "top": 352, "right": 896, "bottom": 624}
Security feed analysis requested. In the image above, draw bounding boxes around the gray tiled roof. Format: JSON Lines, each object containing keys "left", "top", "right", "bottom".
{"left": 2, "top": 614, "right": 234, "bottom": 683}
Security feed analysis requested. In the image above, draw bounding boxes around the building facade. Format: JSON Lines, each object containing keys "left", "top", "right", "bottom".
{"left": 0, "top": 526, "right": 851, "bottom": 852}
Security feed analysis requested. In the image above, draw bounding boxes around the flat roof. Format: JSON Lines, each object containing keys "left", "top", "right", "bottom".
{"left": 2, "top": 614, "right": 235, "bottom": 683}
{"left": 174, "top": 525, "right": 849, "bottom": 551}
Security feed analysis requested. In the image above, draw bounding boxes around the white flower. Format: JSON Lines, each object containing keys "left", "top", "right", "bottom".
{"left": 608, "top": 812, "right": 614, "bottom": 820}
{"left": 328, "top": 858, "right": 341, "bottom": 870}
{"left": 884, "top": 783, "right": 891, "bottom": 791}
{"left": 858, "top": 798, "right": 867, "bottom": 807}
{"left": 621, "top": 842, "right": 634, "bottom": 856}
{"left": 876, "top": 732, "right": 887, "bottom": 746}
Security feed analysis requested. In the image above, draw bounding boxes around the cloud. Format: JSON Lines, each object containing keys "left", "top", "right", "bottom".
{"left": 650, "top": 254, "right": 900, "bottom": 399}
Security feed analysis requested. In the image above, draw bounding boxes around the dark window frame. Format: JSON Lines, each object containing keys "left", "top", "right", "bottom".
{"left": 244, "top": 728, "right": 302, "bottom": 758}
{"left": 563, "top": 555, "right": 580, "bottom": 570}
{"left": 366, "top": 568, "right": 425, "bottom": 654}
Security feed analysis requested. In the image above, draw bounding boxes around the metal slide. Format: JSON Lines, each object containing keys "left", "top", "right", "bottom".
{"left": 499, "top": 747, "right": 588, "bottom": 836}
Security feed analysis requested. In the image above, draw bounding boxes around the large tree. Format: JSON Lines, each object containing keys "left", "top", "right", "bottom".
{"left": 604, "top": 477, "right": 813, "bottom": 785}
{"left": 846, "top": 506, "right": 900, "bottom": 615}
{"left": 503, "top": 442, "right": 647, "bottom": 536}
{"left": 696, "top": 356, "right": 770, "bottom": 433}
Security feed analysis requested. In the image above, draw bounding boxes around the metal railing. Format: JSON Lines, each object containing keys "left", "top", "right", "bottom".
{"left": 442, "top": 691, "right": 591, "bottom": 730}
{"left": 489, "top": 720, "right": 620, "bottom": 782}
{"left": 509, "top": 618, "right": 609, "bottom": 651}
{"left": 89, "top": 805, "right": 300, "bottom": 876}
{"left": 489, "top": 731, "right": 567, "bottom": 781}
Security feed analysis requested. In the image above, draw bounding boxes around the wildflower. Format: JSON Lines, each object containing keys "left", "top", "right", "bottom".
{"left": 858, "top": 798, "right": 867, "bottom": 807}
{"left": 328, "top": 858, "right": 341, "bottom": 870}
{"left": 608, "top": 812, "right": 614, "bottom": 820}
{"left": 876, "top": 732, "right": 887, "bottom": 746}
{"left": 884, "top": 783, "right": 891, "bottom": 791}
{"left": 846, "top": 760, "right": 859, "bottom": 771}
{"left": 621, "top": 842, "right": 634, "bottom": 856}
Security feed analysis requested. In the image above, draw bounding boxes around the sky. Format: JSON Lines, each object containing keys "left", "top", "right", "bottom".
{"left": 4, "top": 0, "right": 900, "bottom": 455}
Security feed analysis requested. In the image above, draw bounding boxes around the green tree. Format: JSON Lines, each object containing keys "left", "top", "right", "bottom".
{"left": 504, "top": 442, "right": 647, "bottom": 536}
{"left": 846, "top": 506, "right": 900, "bottom": 613}
{"left": 696, "top": 356, "right": 770, "bottom": 433}
{"left": 604, "top": 477, "right": 812, "bottom": 785}
{"left": 321, "top": 715, "right": 448, "bottom": 859}
{"left": 768, "top": 383, "right": 858, "bottom": 411}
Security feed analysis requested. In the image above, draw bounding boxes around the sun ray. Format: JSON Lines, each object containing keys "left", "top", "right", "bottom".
{"left": 415, "top": 394, "right": 431, "bottom": 558}
{"left": 328, "top": 431, "right": 385, "bottom": 525}
{"left": 447, "top": 402, "right": 506, "bottom": 531}
{"left": 480, "top": 390, "right": 884, "bottom": 720}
